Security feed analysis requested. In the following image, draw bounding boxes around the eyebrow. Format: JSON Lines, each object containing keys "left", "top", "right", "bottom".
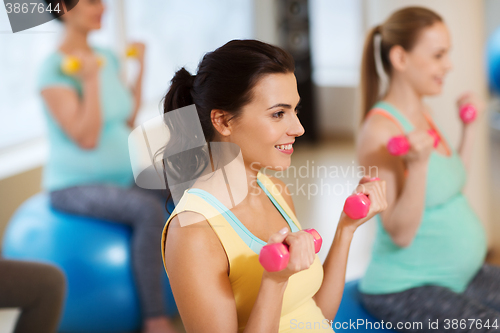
{"left": 267, "top": 99, "right": 301, "bottom": 110}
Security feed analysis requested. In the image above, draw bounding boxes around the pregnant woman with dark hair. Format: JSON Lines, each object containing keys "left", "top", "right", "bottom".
{"left": 38, "top": 1, "right": 178, "bottom": 332}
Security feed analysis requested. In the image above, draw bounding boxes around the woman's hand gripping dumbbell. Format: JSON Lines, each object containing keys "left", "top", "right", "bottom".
{"left": 61, "top": 45, "right": 141, "bottom": 76}
{"left": 259, "top": 228, "right": 322, "bottom": 272}
{"left": 342, "top": 176, "right": 387, "bottom": 229}
{"left": 343, "top": 177, "right": 380, "bottom": 219}
{"left": 457, "top": 92, "right": 481, "bottom": 125}
{"left": 387, "top": 129, "right": 440, "bottom": 156}
{"left": 459, "top": 104, "right": 477, "bottom": 124}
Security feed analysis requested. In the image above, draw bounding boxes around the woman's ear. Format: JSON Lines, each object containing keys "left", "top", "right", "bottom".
{"left": 211, "top": 109, "right": 232, "bottom": 137}
{"left": 389, "top": 45, "right": 407, "bottom": 72}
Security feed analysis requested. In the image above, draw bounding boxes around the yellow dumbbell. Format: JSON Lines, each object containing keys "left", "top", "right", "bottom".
{"left": 126, "top": 45, "right": 139, "bottom": 58}
{"left": 61, "top": 56, "right": 81, "bottom": 75}
{"left": 61, "top": 46, "right": 139, "bottom": 75}
{"left": 61, "top": 55, "right": 105, "bottom": 76}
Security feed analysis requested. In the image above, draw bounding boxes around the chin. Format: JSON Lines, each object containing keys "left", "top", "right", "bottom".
{"left": 90, "top": 22, "right": 101, "bottom": 30}
{"left": 420, "top": 85, "right": 442, "bottom": 96}
{"left": 267, "top": 161, "right": 292, "bottom": 172}
{"left": 428, "top": 87, "right": 443, "bottom": 95}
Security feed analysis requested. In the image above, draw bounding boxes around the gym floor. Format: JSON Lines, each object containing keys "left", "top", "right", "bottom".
{"left": 0, "top": 137, "right": 498, "bottom": 333}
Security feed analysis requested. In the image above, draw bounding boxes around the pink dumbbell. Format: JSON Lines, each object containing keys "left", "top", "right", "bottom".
{"left": 387, "top": 129, "right": 440, "bottom": 156}
{"left": 387, "top": 135, "right": 410, "bottom": 156}
{"left": 459, "top": 104, "right": 477, "bottom": 124}
{"left": 259, "top": 228, "right": 322, "bottom": 272}
{"left": 343, "top": 177, "right": 380, "bottom": 220}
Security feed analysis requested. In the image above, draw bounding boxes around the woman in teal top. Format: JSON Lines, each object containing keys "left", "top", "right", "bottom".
{"left": 39, "top": 45, "right": 134, "bottom": 190}
{"left": 38, "top": 1, "right": 178, "bottom": 332}
{"left": 357, "top": 7, "right": 500, "bottom": 332}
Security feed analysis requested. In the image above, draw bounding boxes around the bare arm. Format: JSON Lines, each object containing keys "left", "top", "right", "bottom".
{"left": 313, "top": 179, "right": 386, "bottom": 320}
{"left": 382, "top": 160, "right": 428, "bottom": 247}
{"left": 357, "top": 115, "right": 432, "bottom": 248}
{"left": 458, "top": 124, "right": 476, "bottom": 171}
{"left": 268, "top": 177, "right": 387, "bottom": 320}
{"left": 313, "top": 220, "right": 353, "bottom": 320}
{"left": 40, "top": 52, "right": 101, "bottom": 149}
{"left": 126, "top": 43, "right": 145, "bottom": 128}
{"left": 164, "top": 211, "right": 315, "bottom": 333}
{"left": 457, "top": 92, "right": 483, "bottom": 172}
{"left": 268, "top": 177, "right": 359, "bottom": 320}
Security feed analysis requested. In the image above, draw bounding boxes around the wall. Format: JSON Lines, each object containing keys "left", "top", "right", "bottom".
{"left": 485, "top": 0, "right": 500, "bottom": 36}
{"left": 316, "top": 86, "right": 359, "bottom": 139}
{"left": 253, "top": 0, "right": 358, "bottom": 140}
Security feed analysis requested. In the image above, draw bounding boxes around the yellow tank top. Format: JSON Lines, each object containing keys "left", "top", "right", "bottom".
{"left": 161, "top": 172, "right": 334, "bottom": 332}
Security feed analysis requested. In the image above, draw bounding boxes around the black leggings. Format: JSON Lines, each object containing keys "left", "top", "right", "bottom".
{"left": 360, "top": 264, "right": 500, "bottom": 332}
{"left": 50, "top": 184, "right": 169, "bottom": 318}
{"left": 0, "top": 260, "right": 65, "bottom": 333}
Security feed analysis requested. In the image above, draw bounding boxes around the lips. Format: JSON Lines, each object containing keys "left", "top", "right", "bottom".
{"left": 274, "top": 143, "right": 293, "bottom": 154}
{"left": 434, "top": 76, "right": 443, "bottom": 85}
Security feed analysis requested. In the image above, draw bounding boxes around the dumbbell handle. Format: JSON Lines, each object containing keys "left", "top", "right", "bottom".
{"left": 343, "top": 177, "right": 379, "bottom": 220}
{"left": 259, "top": 228, "right": 322, "bottom": 272}
{"left": 387, "top": 129, "right": 440, "bottom": 156}
{"left": 61, "top": 46, "right": 139, "bottom": 75}
{"left": 125, "top": 45, "right": 139, "bottom": 58}
{"left": 61, "top": 55, "right": 104, "bottom": 76}
{"left": 459, "top": 104, "right": 477, "bottom": 124}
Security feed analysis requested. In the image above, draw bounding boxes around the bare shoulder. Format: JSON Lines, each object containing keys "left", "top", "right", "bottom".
{"left": 357, "top": 113, "right": 402, "bottom": 159}
{"left": 164, "top": 213, "right": 239, "bottom": 332}
{"left": 266, "top": 175, "right": 296, "bottom": 214}
{"left": 165, "top": 211, "right": 228, "bottom": 274}
{"left": 356, "top": 112, "right": 408, "bottom": 183}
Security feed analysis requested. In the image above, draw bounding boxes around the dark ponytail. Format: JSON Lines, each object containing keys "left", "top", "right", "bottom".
{"left": 163, "top": 67, "right": 195, "bottom": 111}
{"left": 43, "top": 0, "right": 79, "bottom": 22}
{"left": 159, "top": 39, "right": 295, "bottom": 211}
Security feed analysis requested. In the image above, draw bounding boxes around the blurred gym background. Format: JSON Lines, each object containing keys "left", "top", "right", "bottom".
{"left": 1, "top": 0, "right": 500, "bottom": 332}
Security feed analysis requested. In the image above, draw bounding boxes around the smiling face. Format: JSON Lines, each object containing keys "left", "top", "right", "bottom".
{"left": 225, "top": 72, "right": 304, "bottom": 172}
{"left": 63, "top": 0, "right": 105, "bottom": 31}
{"left": 401, "top": 22, "right": 453, "bottom": 96}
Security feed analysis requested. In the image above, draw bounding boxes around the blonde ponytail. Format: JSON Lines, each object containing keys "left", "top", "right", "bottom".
{"left": 360, "top": 7, "right": 443, "bottom": 120}
{"left": 361, "top": 25, "right": 382, "bottom": 118}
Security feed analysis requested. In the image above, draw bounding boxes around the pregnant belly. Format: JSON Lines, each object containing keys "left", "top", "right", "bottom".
{"left": 414, "top": 194, "right": 487, "bottom": 283}
{"left": 51, "top": 125, "right": 132, "bottom": 178}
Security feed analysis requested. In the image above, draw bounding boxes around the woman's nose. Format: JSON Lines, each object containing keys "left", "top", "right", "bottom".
{"left": 289, "top": 113, "right": 305, "bottom": 137}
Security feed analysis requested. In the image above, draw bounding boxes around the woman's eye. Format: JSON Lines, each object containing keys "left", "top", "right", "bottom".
{"left": 295, "top": 106, "right": 301, "bottom": 115}
{"left": 273, "top": 111, "right": 285, "bottom": 118}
